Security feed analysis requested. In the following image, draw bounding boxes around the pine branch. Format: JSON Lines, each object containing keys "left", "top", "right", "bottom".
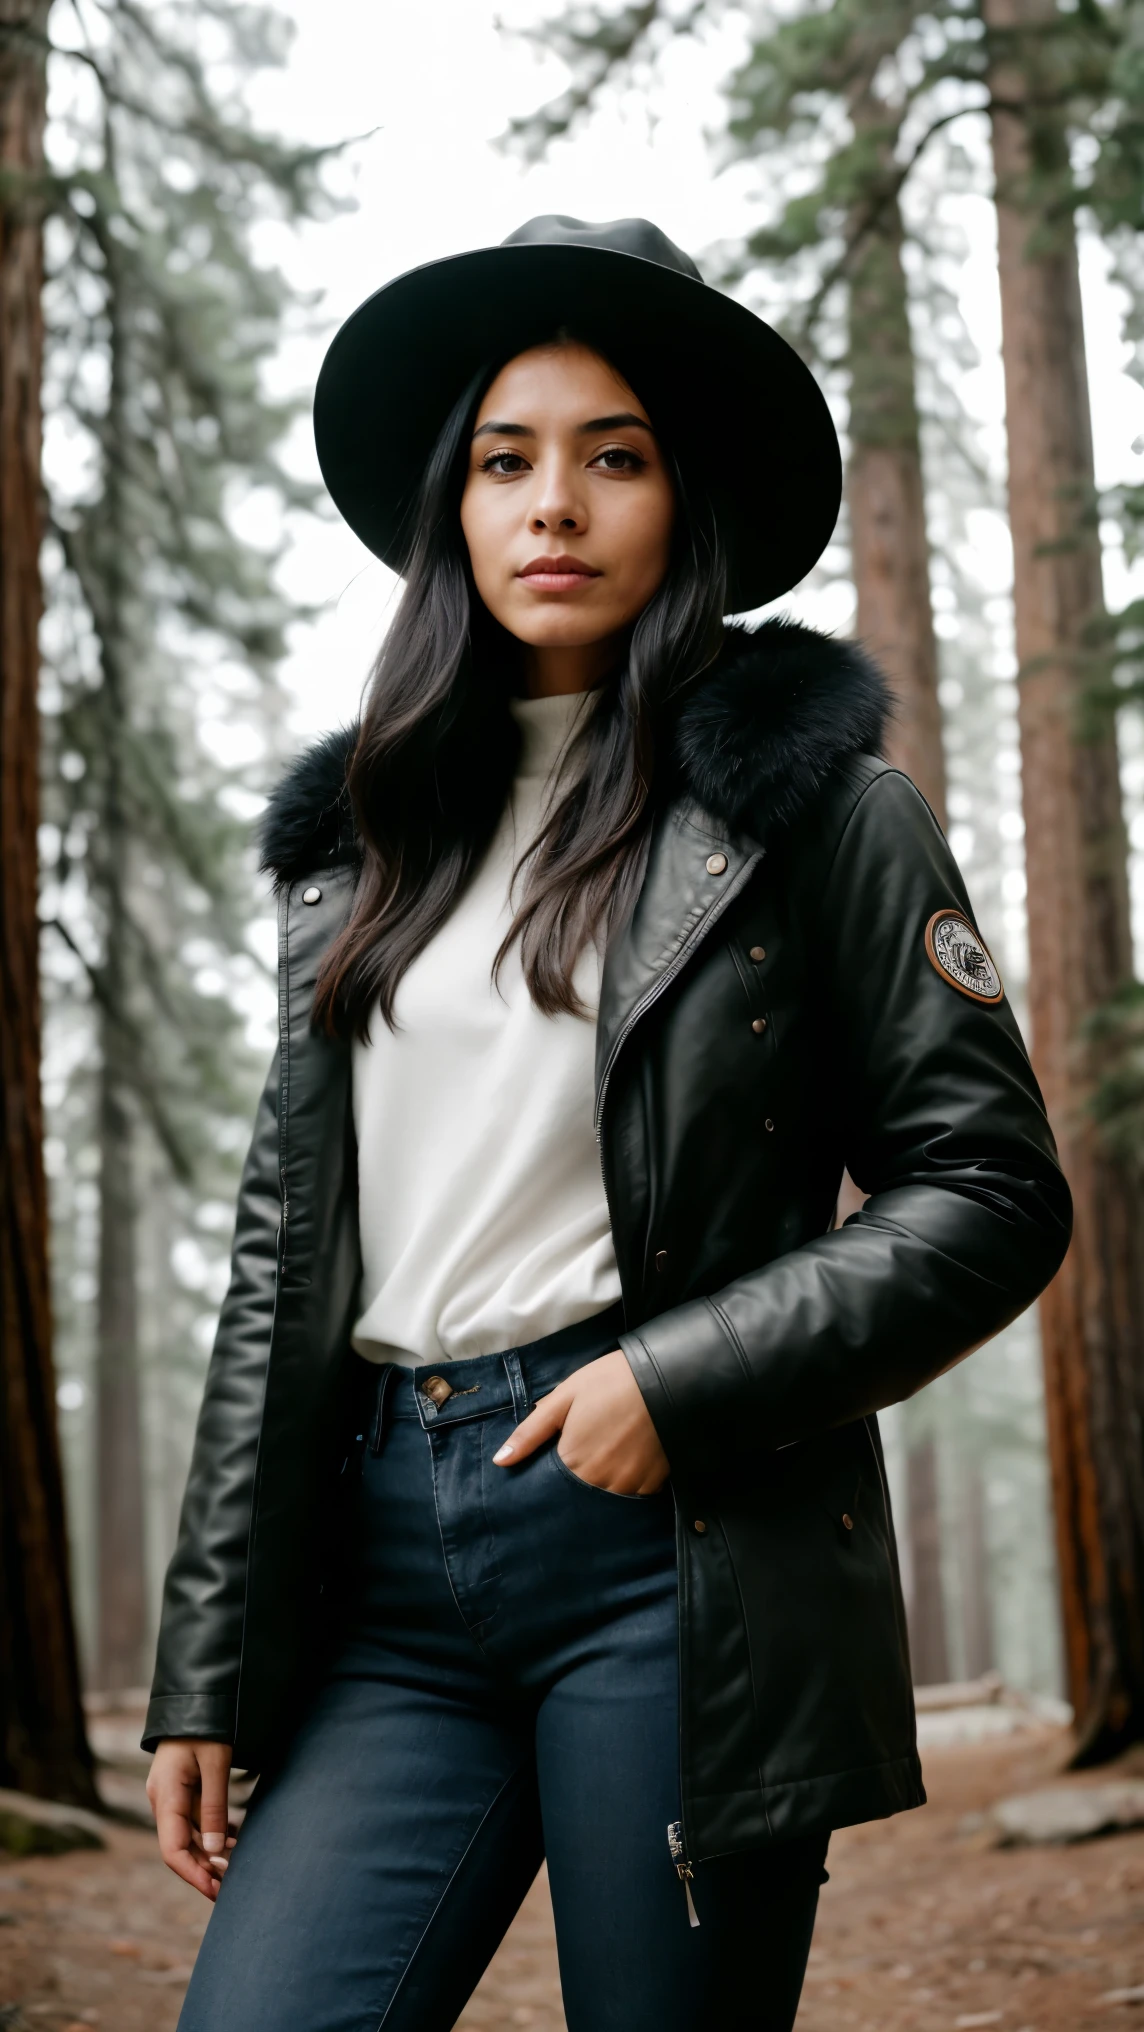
{"left": 499, "top": 0, "right": 705, "bottom": 161}
{"left": 39, "top": 0, "right": 337, "bottom": 1247}
{"left": 43, "top": 914, "right": 197, "bottom": 1180}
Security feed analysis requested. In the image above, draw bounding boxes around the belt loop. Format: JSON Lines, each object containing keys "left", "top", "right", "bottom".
{"left": 502, "top": 1350, "right": 532, "bottom": 1424}
{"left": 369, "top": 1363, "right": 395, "bottom": 1456}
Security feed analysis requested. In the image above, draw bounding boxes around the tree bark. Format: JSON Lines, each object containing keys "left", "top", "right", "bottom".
{"left": 847, "top": 87, "right": 947, "bottom": 824}
{"left": 959, "top": 1456, "right": 995, "bottom": 1681}
{"left": 845, "top": 92, "right": 962, "bottom": 1680}
{"left": 0, "top": 0, "right": 97, "bottom": 1805}
{"left": 90, "top": 219, "right": 148, "bottom": 1690}
{"left": 94, "top": 990, "right": 147, "bottom": 1691}
{"left": 906, "top": 1434, "right": 952, "bottom": 1686}
{"left": 986, "top": 0, "right": 1144, "bottom": 1759}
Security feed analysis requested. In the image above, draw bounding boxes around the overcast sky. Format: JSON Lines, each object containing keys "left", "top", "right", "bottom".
{"left": 239, "top": 0, "right": 1144, "bottom": 742}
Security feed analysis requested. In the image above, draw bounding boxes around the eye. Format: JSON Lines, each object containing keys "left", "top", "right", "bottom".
{"left": 589, "top": 444, "right": 647, "bottom": 473}
{"left": 479, "top": 449, "right": 530, "bottom": 476}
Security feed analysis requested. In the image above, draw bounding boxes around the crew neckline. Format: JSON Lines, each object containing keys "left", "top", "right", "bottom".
{"left": 510, "top": 688, "right": 596, "bottom": 784}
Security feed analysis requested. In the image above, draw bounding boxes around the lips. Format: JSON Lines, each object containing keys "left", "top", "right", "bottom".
{"left": 517, "top": 554, "right": 602, "bottom": 589}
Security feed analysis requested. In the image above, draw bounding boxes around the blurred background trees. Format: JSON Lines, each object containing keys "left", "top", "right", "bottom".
{"left": 39, "top": 0, "right": 330, "bottom": 1697}
{"left": 1, "top": 0, "right": 1142, "bottom": 1797}
{"left": 1, "top": 0, "right": 334, "bottom": 1789}
{"left": 0, "top": 0, "right": 95, "bottom": 1807}
{"left": 982, "top": 0, "right": 1144, "bottom": 1763}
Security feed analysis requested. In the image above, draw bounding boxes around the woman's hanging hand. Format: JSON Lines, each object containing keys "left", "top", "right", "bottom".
{"left": 147, "top": 1738, "right": 236, "bottom": 1900}
{"left": 493, "top": 1350, "right": 670, "bottom": 1495}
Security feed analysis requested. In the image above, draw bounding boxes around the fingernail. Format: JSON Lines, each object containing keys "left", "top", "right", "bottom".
{"left": 210, "top": 1857, "right": 229, "bottom": 1872}
{"left": 202, "top": 1833, "right": 225, "bottom": 1853}
{"left": 493, "top": 1443, "right": 514, "bottom": 1463}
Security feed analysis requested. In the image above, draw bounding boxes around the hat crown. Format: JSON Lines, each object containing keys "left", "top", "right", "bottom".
{"left": 500, "top": 214, "right": 703, "bottom": 286}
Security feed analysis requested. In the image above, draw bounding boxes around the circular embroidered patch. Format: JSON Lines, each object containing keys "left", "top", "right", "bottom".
{"left": 924, "top": 910, "right": 1004, "bottom": 1003}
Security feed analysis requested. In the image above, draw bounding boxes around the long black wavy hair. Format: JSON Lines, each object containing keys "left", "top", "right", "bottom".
{"left": 313, "top": 334, "right": 728, "bottom": 1039}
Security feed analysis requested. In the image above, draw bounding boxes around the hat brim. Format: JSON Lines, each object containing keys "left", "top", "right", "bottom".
{"left": 313, "top": 241, "right": 841, "bottom": 614}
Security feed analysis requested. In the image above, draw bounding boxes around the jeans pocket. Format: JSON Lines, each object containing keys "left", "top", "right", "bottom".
{"left": 548, "top": 1440, "right": 664, "bottom": 1503}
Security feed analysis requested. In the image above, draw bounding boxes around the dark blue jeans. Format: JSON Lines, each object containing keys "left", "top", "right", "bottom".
{"left": 177, "top": 1307, "right": 827, "bottom": 2031}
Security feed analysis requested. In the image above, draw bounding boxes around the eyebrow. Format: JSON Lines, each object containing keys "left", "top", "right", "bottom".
{"left": 471, "top": 412, "right": 656, "bottom": 440}
{"left": 579, "top": 413, "right": 655, "bottom": 436}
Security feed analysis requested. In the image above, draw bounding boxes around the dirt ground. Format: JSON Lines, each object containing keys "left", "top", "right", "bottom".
{"left": 2, "top": 1724, "right": 1142, "bottom": 2031}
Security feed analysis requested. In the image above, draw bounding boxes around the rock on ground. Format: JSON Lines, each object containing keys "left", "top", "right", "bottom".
{"left": 0, "top": 1794, "right": 105, "bottom": 1860}
{"left": 1, "top": 1727, "right": 1142, "bottom": 2030}
{"left": 987, "top": 1782, "right": 1144, "bottom": 1847}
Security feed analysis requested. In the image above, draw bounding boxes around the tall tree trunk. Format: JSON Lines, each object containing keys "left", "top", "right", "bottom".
{"left": 986, "top": 0, "right": 1144, "bottom": 1759}
{"left": 906, "top": 1433, "right": 952, "bottom": 1685}
{"left": 959, "top": 1455, "right": 995, "bottom": 1680}
{"left": 846, "top": 90, "right": 960, "bottom": 1655}
{"left": 94, "top": 985, "right": 147, "bottom": 1690}
{"left": 847, "top": 87, "right": 947, "bottom": 824}
{"left": 90, "top": 210, "right": 148, "bottom": 1692}
{"left": 0, "top": 0, "right": 97, "bottom": 1805}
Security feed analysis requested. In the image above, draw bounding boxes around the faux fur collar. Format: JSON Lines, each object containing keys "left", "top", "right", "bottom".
{"left": 259, "top": 618, "right": 890, "bottom": 886}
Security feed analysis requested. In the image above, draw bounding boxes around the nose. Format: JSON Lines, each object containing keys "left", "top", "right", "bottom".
{"left": 529, "top": 453, "right": 586, "bottom": 536}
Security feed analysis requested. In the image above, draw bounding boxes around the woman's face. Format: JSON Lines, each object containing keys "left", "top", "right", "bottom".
{"left": 459, "top": 341, "right": 676, "bottom": 664}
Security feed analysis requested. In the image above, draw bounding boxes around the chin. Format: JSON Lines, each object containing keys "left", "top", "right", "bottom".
{"left": 511, "top": 614, "right": 615, "bottom": 649}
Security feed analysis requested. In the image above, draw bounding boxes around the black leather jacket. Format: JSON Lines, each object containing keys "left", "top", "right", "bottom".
{"left": 144, "top": 620, "right": 1071, "bottom": 1864}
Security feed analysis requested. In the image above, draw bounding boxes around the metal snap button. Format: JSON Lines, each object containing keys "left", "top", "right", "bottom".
{"left": 764, "top": 1118, "right": 775, "bottom": 1132}
{"left": 693, "top": 1519, "right": 707, "bottom": 1534}
{"left": 751, "top": 1018, "right": 766, "bottom": 1034}
{"left": 705, "top": 853, "right": 728, "bottom": 876}
{"left": 422, "top": 1375, "right": 454, "bottom": 1406}
{"left": 842, "top": 1513, "right": 854, "bottom": 1531}
{"left": 655, "top": 1249, "right": 668, "bottom": 1273}
{"left": 302, "top": 885, "right": 322, "bottom": 905}
{"left": 749, "top": 945, "right": 766, "bottom": 962}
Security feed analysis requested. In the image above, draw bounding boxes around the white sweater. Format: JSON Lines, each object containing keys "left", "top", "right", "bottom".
{"left": 350, "top": 689, "right": 622, "bottom": 1367}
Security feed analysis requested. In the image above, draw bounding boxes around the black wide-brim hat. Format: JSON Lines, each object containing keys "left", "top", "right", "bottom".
{"left": 314, "top": 215, "right": 842, "bottom": 614}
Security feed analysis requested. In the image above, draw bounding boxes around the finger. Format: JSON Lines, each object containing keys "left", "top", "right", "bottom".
{"left": 492, "top": 1386, "right": 569, "bottom": 1465}
{"left": 168, "top": 1843, "right": 221, "bottom": 1900}
{"left": 154, "top": 1794, "right": 219, "bottom": 1901}
{"left": 198, "top": 1746, "right": 233, "bottom": 1857}
{"left": 201, "top": 1830, "right": 237, "bottom": 1880}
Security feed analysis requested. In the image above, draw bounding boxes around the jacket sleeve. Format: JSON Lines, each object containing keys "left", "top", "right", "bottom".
{"left": 142, "top": 1050, "right": 281, "bottom": 1750}
{"left": 619, "top": 768, "right": 1072, "bottom": 1475}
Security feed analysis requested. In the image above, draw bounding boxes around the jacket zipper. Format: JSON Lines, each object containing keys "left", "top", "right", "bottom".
{"left": 369, "top": 1362, "right": 395, "bottom": 1456}
{"left": 864, "top": 1414, "right": 916, "bottom": 1742}
{"left": 593, "top": 846, "right": 763, "bottom": 1142}
{"left": 667, "top": 1820, "right": 700, "bottom": 1926}
{"left": 863, "top": 1415, "right": 891, "bottom": 1529}
{"left": 594, "top": 843, "right": 762, "bottom": 1900}
{"left": 277, "top": 882, "right": 292, "bottom": 1266}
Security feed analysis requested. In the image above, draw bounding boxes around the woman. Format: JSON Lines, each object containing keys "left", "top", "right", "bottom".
{"left": 145, "top": 216, "right": 1071, "bottom": 2032}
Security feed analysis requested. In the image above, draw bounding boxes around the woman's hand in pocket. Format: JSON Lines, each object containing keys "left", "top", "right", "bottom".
{"left": 493, "top": 1350, "right": 670, "bottom": 1495}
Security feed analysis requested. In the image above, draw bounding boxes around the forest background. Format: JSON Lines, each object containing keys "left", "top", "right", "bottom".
{"left": 3, "top": 0, "right": 1144, "bottom": 1801}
